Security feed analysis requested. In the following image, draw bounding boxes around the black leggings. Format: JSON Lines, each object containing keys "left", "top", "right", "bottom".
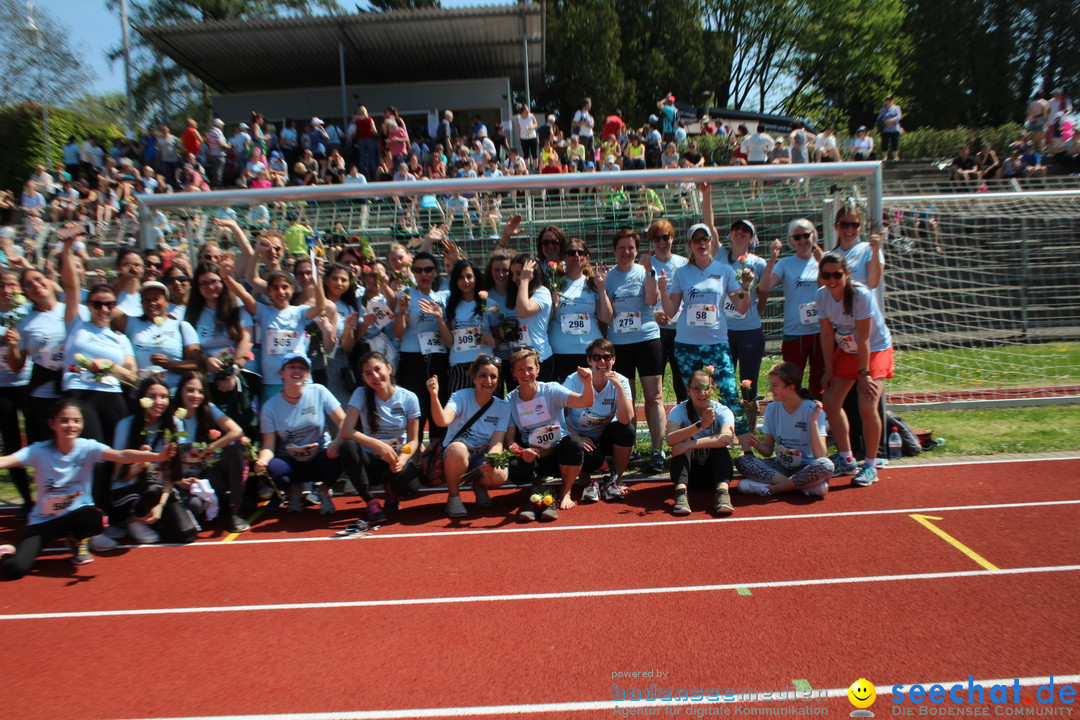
{"left": 114, "top": 482, "right": 199, "bottom": 543}
{"left": 0, "top": 385, "right": 30, "bottom": 504}
{"left": 397, "top": 352, "right": 449, "bottom": 442}
{"left": 581, "top": 422, "right": 636, "bottom": 473}
{"left": 508, "top": 434, "right": 584, "bottom": 486}
{"left": 670, "top": 448, "right": 733, "bottom": 490}
{"left": 356, "top": 449, "right": 422, "bottom": 498}
{"left": 1, "top": 505, "right": 104, "bottom": 580}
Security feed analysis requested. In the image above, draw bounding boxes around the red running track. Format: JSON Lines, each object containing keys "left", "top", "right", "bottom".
{"left": 0, "top": 458, "right": 1077, "bottom": 720}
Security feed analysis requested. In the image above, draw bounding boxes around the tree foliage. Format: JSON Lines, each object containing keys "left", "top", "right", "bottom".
{"left": 361, "top": 0, "right": 440, "bottom": 11}
{"left": 0, "top": 0, "right": 95, "bottom": 109}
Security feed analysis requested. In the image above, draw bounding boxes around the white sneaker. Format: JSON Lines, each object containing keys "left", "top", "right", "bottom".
{"left": 315, "top": 483, "right": 335, "bottom": 515}
{"left": 737, "top": 479, "right": 771, "bottom": 496}
{"left": 446, "top": 496, "right": 467, "bottom": 518}
{"left": 128, "top": 520, "right": 160, "bottom": 544}
{"left": 873, "top": 457, "right": 888, "bottom": 469}
{"left": 88, "top": 533, "right": 118, "bottom": 552}
{"left": 802, "top": 482, "right": 829, "bottom": 499}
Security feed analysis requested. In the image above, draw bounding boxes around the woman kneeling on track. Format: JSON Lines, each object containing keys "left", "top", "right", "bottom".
{"left": 335, "top": 351, "right": 421, "bottom": 524}
{"left": 255, "top": 353, "right": 351, "bottom": 515}
{"left": 504, "top": 348, "right": 594, "bottom": 522}
{"left": 664, "top": 368, "right": 737, "bottom": 517}
{"left": 735, "top": 362, "right": 834, "bottom": 499}
{"left": 816, "top": 252, "right": 894, "bottom": 488}
{"left": 90, "top": 377, "right": 204, "bottom": 551}
{"left": 0, "top": 400, "right": 174, "bottom": 579}
{"left": 427, "top": 355, "right": 512, "bottom": 518}
{"left": 564, "top": 339, "right": 635, "bottom": 503}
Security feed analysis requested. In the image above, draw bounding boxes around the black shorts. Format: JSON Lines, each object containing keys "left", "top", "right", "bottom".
{"left": 612, "top": 337, "right": 664, "bottom": 380}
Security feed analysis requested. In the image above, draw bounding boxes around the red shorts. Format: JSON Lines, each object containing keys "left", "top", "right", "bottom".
{"left": 833, "top": 345, "right": 894, "bottom": 380}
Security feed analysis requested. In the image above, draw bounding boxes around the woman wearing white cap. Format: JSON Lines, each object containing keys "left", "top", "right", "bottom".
{"left": 114, "top": 280, "right": 200, "bottom": 391}
{"left": 660, "top": 219, "right": 754, "bottom": 509}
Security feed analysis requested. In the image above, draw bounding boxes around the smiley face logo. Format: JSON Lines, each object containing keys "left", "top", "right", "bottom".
{"left": 848, "top": 678, "right": 876, "bottom": 709}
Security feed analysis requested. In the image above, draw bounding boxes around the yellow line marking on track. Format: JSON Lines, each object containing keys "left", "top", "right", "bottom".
{"left": 909, "top": 513, "right": 1000, "bottom": 571}
{"left": 222, "top": 502, "right": 269, "bottom": 542}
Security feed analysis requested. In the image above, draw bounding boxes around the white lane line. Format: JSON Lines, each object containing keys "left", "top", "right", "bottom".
{"left": 3, "top": 564, "right": 1077, "bottom": 622}
{"left": 107, "top": 674, "right": 1080, "bottom": 719}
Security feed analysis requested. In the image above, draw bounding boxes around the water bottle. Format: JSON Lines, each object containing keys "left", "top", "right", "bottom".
{"left": 888, "top": 426, "right": 903, "bottom": 460}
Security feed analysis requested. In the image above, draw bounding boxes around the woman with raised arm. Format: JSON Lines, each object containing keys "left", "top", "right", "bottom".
{"left": 735, "top": 362, "right": 833, "bottom": 499}
{"left": 0, "top": 400, "right": 174, "bottom": 579}
{"left": 427, "top": 355, "right": 511, "bottom": 518}
{"left": 758, "top": 219, "right": 826, "bottom": 399}
{"left": 549, "top": 237, "right": 611, "bottom": 381}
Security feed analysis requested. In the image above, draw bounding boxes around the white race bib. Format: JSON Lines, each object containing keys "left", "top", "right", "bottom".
{"left": 266, "top": 329, "right": 300, "bottom": 355}
{"left": 687, "top": 303, "right": 718, "bottom": 327}
{"left": 578, "top": 411, "right": 609, "bottom": 430}
{"left": 613, "top": 311, "right": 641, "bottom": 334}
{"left": 776, "top": 444, "right": 803, "bottom": 470}
{"left": 452, "top": 326, "right": 481, "bottom": 354}
{"left": 561, "top": 314, "right": 591, "bottom": 336}
{"left": 507, "top": 323, "right": 532, "bottom": 351}
{"left": 285, "top": 443, "right": 319, "bottom": 462}
{"left": 418, "top": 331, "right": 447, "bottom": 355}
{"left": 35, "top": 344, "right": 65, "bottom": 371}
{"left": 799, "top": 302, "right": 818, "bottom": 325}
{"left": 836, "top": 333, "right": 858, "bottom": 354}
{"left": 40, "top": 490, "right": 80, "bottom": 517}
{"left": 367, "top": 300, "right": 394, "bottom": 330}
{"left": 723, "top": 297, "right": 746, "bottom": 320}
{"left": 517, "top": 397, "right": 553, "bottom": 427}
{"left": 528, "top": 423, "right": 562, "bottom": 449}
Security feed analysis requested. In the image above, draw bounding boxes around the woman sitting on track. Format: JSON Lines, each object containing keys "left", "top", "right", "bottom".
{"left": 0, "top": 400, "right": 174, "bottom": 579}
{"left": 504, "top": 348, "right": 594, "bottom": 522}
{"left": 816, "top": 252, "right": 895, "bottom": 488}
{"left": 255, "top": 353, "right": 351, "bottom": 515}
{"left": 334, "top": 351, "right": 421, "bottom": 524}
{"left": 664, "top": 367, "right": 737, "bottom": 517}
{"left": 564, "top": 339, "right": 635, "bottom": 503}
{"left": 427, "top": 355, "right": 511, "bottom": 518}
{"left": 735, "top": 362, "right": 833, "bottom": 499}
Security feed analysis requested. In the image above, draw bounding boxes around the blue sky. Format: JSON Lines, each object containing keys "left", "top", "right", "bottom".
{"left": 34, "top": 0, "right": 514, "bottom": 96}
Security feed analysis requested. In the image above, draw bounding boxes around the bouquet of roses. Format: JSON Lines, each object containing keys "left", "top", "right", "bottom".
{"left": 545, "top": 260, "right": 567, "bottom": 290}
{"left": 484, "top": 442, "right": 525, "bottom": 469}
{"left": 735, "top": 265, "right": 755, "bottom": 286}
{"left": 0, "top": 291, "right": 28, "bottom": 329}
{"left": 70, "top": 352, "right": 132, "bottom": 386}
{"left": 528, "top": 488, "right": 556, "bottom": 511}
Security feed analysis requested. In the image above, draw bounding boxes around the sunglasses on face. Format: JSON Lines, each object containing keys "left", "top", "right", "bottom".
{"left": 820, "top": 271, "right": 845, "bottom": 280}
{"left": 167, "top": 276, "right": 190, "bottom": 283}
{"left": 653, "top": 234, "right": 672, "bottom": 242}
{"left": 588, "top": 353, "right": 613, "bottom": 362}
{"left": 476, "top": 353, "right": 502, "bottom": 365}
{"left": 790, "top": 232, "right": 812, "bottom": 241}
{"left": 565, "top": 249, "right": 587, "bottom": 257}
{"left": 413, "top": 266, "right": 436, "bottom": 274}
{"left": 541, "top": 239, "right": 561, "bottom": 247}
{"left": 691, "top": 235, "right": 710, "bottom": 244}
{"left": 199, "top": 279, "right": 222, "bottom": 287}
{"left": 89, "top": 300, "right": 117, "bottom": 310}
{"left": 837, "top": 221, "right": 861, "bottom": 229}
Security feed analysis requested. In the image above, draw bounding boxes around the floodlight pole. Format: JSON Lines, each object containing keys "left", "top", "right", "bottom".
{"left": 520, "top": 1, "right": 531, "bottom": 108}
{"left": 121, "top": 0, "right": 134, "bottom": 137}
{"left": 26, "top": 2, "right": 50, "bottom": 166}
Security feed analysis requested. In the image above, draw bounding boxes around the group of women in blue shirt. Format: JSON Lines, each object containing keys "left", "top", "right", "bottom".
{"left": 0, "top": 198, "right": 895, "bottom": 578}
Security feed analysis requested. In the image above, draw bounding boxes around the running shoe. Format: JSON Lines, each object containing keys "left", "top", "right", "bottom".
{"left": 713, "top": 487, "right": 735, "bottom": 516}
{"left": 646, "top": 450, "right": 666, "bottom": 474}
{"left": 852, "top": 465, "right": 879, "bottom": 487}
{"left": 287, "top": 483, "right": 304, "bottom": 513}
{"left": 672, "top": 491, "right": 691, "bottom": 516}
{"left": 518, "top": 505, "right": 537, "bottom": 523}
{"left": 581, "top": 480, "right": 600, "bottom": 503}
{"left": 229, "top": 514, "right": 251, "bottom": 532}
{"left": 366, "top": 500, "right": 386, "bottom": 525}
{"left": 68, "top": 537, "right": 93, "bottom": 565}
{"left": 315, "top": 483, "right": 336, "bottom": 515}
{"left": 737, "top": 479, "right": 771, "bottom": 497}
{"left": 446, "top": 496, "right": 468, "bottom": 518}
{"left": 601, "top": 475, "right": 625, "bottom": 501}
{"left": 473, "top": 484, "right": 492, "bottom": 508}
{"left": 0, "top": 543, "right": 14, "bottom": 560}
{"left": 336, "top": 519, "right": 371, "bottom": 536}
{"left": 802, "top": 482, "right": 829, "bottom": 499}
{"left": 831, "top": 454, "right": 858, "bottom": 476}
{"left": 539, "top": 504, "right": 559, "bottom": 522}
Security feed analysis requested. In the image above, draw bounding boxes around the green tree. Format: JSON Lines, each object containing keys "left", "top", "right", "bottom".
{"left": 361, "top": 0, "right": 440, "bottom": 10}
{"left": 543, "top": 0, "right": 631, "bottom": 134}
{"left": 0, "top": 0, "right": 95, "bottom": 108}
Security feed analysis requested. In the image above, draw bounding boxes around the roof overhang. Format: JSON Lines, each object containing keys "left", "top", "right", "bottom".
{"left": 137, "top": 3, "right": 545, "bottom": 95}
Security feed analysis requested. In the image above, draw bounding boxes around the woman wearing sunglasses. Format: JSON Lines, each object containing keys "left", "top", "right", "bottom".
{"left": 564, "top": 339, "right": 635, "bottom": 502}
{"left": 392, "top": 251, "right": 450, "bottom": 442}
{"left": 428, "top": 355, "right": 511, "bottom": 518}
{"left": 58, "top": 227, "right": 138, "bottom": 504}
{"left": 163, "top": 260, "right": 192, "bottom": 321}
{"left": 647, "top": 219, "right": 689, "bottom": 403}
{"left": 816, "top": 252, "right": 894, "bottom": 488}
{"left": 549, "top": 238, "right": 611, "bottom": 381}
{"left": 759, "top": 219, "right": 825, "bottom": 399}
